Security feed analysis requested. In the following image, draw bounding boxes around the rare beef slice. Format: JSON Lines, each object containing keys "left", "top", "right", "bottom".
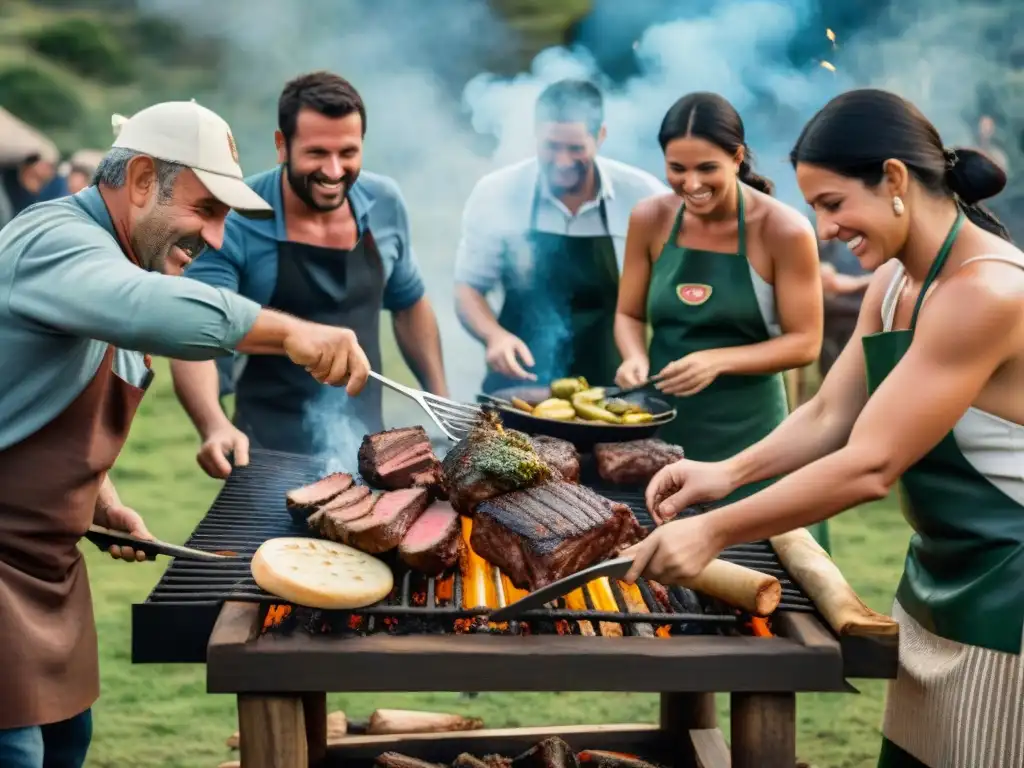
{"left": 441, "top": 411, "right": 552, "bottom": 515}
{"left": 286, "top": 472, "right": 354, "bottom": 516}
{"left": 471, "top": 481, "right": 646, "bottom": 591}
{"left": 593, "top": 439, "right": 685, "bottom": 486}
{"left": 308, "top": 484, "right": 372, "bottom": 534}
{"left": 339, "top": 487, "right": 430, "bottom": 554}
{"left": 398, "top": 501, "right": 461, "bottom": 575}
{"left": 359, "top": 426, "right": 443, "bottom": 491}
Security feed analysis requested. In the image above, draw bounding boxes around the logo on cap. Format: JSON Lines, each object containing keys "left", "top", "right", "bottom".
{"left": 676, "top": 283, "right": 713, "bottom": 306}
{"left": 226, "top": 132, "right": 239, "bottom": 164}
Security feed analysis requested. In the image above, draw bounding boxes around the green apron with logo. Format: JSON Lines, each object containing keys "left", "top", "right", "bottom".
{"left": 864, "top": 211, "right": 1024, "bottom": 654}
{"left": 647, "top": 186, "right": 830, "bottom": 550}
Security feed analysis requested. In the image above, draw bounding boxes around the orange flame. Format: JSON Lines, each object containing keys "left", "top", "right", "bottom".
{"left": 262, "top": 604, "right": 292, "bottom": 631}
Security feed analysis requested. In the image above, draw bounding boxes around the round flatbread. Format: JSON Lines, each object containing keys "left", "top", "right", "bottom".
{"left": 251, "top": 537, "right": 394, "bottom": 610}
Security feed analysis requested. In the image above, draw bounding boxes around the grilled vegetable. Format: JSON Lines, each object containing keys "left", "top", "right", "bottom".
{"left": 603, "top": 398, "right": 646, "bottom": 416}
{"left": 550, "top": 377, "right": 589, "bottom": 399}
{"left": 510, "top": 397, "right": 533, "bottom": 413}
{"left": 621, "top": 412, "right": 654, "bottom": 424}
{"left": 573, "top": 401, "right": 623, "bottom": 424}
{"left": 531, "top": 399, "right": 576, "bottom": 421}
{"left": 571, "top": 388, "right": 606, "bottom": 405}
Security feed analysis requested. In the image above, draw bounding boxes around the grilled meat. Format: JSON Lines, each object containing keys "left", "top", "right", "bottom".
{"left": 337, "top": 487, "right": 430, "bottom": 554}
{"left": 593, "top": 439, "right": 685, "bottom": 486}
{"left": 398, "top": 501, "right": 461, "bottom": 575}
{"left": 577, "top": 752, "right": 659, "bottom": 768}
{"left": 308, "top": 484, "right": 372, "bottom": 534}
{"left": 375, "top": 754, "right": 444, "bottom": 768}
{"left": 359, "top": 426, "right": 443, "bottom": 491}
{"left": 528, "top": 436, "right": 580, "bottom": 483}
{"left": 454, "top": 755, "right": 492, "bottom": 768}
{"left": 318, "top": 490, "right": 378, "bottom": 542}
{"left": 513, "top": 737, "right": 579, "bottom": 768}
{"left": 471, "top": 481, "right": 645, "bottom": 591}
{"left": 483, "top": 756, "right": 513, "bottom": 768}
{"left": 441, "top": 411, "right": 552, "bottom": 515}
{"left": 286, "top": 472, "right": 353, "bottom": 516}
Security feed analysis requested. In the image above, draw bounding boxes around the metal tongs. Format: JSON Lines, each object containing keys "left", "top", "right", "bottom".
{"left": 85, "top": 525, "right": 235, "bottom": 561}
{"left": 368, "top": 371, "right": 482, "bottom": 441}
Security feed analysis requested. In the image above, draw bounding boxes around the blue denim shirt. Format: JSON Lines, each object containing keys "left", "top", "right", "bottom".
{"left": 183, "top": 165, "right": 426, "bottom": 311}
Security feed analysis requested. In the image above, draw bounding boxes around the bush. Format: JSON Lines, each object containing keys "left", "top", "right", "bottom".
{"left": 0, "top": 65, "right": 84, "bottom": 131}
{"left": 25, "top": 17, "right": 134, "bottom": 85}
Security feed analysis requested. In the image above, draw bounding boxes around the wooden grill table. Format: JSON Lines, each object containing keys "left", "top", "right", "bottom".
{"left": 206, "top": 601, "right": 897, "bottom": 768}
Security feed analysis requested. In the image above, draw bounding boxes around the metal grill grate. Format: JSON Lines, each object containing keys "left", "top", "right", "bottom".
{"left": 133, "top": 448, "right": 815, "bottom": 663}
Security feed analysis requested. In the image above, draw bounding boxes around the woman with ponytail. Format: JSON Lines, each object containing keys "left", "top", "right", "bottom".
{"left": 626, "top": 89, "right": 1024, "bottom": 768}
{"left": 614, "top": 92, "right": 829, "bottom": 547}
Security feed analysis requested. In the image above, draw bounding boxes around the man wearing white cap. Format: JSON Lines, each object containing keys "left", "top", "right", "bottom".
{"left": 0, "top": 100, "right": 372, "bottom": 767}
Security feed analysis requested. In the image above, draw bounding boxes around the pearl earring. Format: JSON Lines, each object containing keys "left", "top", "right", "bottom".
{"left": 892, "top": 196, "right": 905, "bottom": 216}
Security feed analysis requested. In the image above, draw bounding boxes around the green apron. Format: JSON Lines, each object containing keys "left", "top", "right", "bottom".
{"left": 482, "top": 184, "right": 621, "bottom": 393}
{"left": 863, "top": 210, "right": 1024, "bottom": 654}
{"left": 646, "top": 186, "right": 829, "bottom": 549}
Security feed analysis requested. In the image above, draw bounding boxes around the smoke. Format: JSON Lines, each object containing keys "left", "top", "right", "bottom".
{"left": 138, "top": 0, "right": 1014, "bottom": 466}
{"left": 302, "top": 386, "right": 369, "bottom": 475}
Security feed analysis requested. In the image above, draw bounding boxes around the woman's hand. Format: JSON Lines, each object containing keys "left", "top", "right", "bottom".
{"left": 646, "top": 459, "right": 737, "bottom": 523}
{"left": 615, "top": 355, "right": 649, "bottom": 388}
{"left": 622, "top": 514, "right": 724, "bottom": 585}
{"left": 653, "top": 350, "right": 725, "bottom": 396}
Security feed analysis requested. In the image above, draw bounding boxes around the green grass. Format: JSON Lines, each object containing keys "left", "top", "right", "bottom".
{"left": 86, "top": 354, "right": 909, "bottom": 768}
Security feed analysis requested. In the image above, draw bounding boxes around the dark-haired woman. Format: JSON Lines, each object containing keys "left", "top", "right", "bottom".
{"left": 613, "top": 92, "right": 829, "bottom": 546}
{"left": 625, "top": 88, "right": 1024, "bottom": 768}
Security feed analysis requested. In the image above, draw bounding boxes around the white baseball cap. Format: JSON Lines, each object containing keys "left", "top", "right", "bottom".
{"left": 110, "top": 100, "right": 273, "bottom": 219}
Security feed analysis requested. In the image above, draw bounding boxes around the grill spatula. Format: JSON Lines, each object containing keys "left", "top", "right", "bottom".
{"left": 486, "top": 556, "right": 634, "bottom": 623}
{"left": 85, "top": 524, "right": 236, "bottom": 561}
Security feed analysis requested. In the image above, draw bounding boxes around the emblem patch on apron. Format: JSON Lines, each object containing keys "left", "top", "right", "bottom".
{"left": 676, "top": 283, "right": 713, "bottom": 306}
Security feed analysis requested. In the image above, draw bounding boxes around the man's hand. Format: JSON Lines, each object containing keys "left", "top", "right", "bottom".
{"left": 654, "top": 349, "right": 725, "bottom": 396}
{"left": 645, "top": 459, "right": 738, "bottom": 523}
{"left": 197, "top": 423, "right": 250, "bottom": 479}
{"left": 622, "top": 514, "right": 724, "bottom": 585}
{"left": 485, "top": 330, "right": 536, "bottom": 381}
{"left": 284, "top": 325, "right": 371, "bottom": 394}
{"left": 94, "top": 502, "right": 154, "bottom": 562}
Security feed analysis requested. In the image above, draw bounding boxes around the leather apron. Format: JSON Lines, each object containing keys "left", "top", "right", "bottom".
{"left": 863, "top": 211, "right": 1024, "bottom": 654}
{"left": 646, "top": 184, "right": 829, "bottom": 549}
{"left": 233, "top": 218, "right": 385, "bottom": 454}
{"left": 482, "top": 182, "right": 621, "bottom": 393}
{"left": 0, "top": 344, "right": 149, "bottom": 729}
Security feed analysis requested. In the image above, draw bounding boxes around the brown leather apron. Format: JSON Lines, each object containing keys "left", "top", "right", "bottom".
{"left": 0, "top": 345, "right": 148, "bottom": 729}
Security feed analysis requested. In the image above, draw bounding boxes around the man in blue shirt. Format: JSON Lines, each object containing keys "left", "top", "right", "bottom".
{"left": 173, "top": 71, "right": 448, "bottom": 474}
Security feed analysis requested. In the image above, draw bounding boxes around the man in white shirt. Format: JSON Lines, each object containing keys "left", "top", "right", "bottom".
{"left": 454, "top": 79, "right": 669, "bottom": 393}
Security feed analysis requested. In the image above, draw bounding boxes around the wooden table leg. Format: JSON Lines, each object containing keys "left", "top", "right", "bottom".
{"left": 238, "top": 694, "right": 308, "bottom": 768}
{"left": 303, "top": 692, "right": 328, "bottom": 767}
{"left": 729, "top": 692, "right": 795, "bottom": 768}
{"left": 660, "top": 692, "right": 717, "bottom": 768}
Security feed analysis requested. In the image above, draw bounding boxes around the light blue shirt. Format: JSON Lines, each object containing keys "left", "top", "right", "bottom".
{"left": 0, "top": 187, "right": 262, "bottom": 450}
{"left": 183, "top": 165, "right": 426, "bottom": 312}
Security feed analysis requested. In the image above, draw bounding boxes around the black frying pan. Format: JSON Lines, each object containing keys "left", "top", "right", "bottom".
{"left": 477, "top": 384, "right": 676, "bottom": 450}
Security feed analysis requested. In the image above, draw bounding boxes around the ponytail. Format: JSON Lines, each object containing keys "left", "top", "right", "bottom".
{"left": 739, "top": 151, "right": 774, "bottom": 197}
{"left": 944, "top": 147, "right": 1012, "bottom": 241}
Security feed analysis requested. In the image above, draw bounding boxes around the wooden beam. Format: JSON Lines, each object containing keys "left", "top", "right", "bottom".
{"left": 690, "top": 729, "right": 731, "bottom": 768}
{"left": 303, "top": 692, "right": 328, "bottom": 768}
{"left": 660, "top": 693, "right": 717, "bottom": 768}
{"left": 729, "top": 692, "right": 795, "bottom": 768}
{"left": 238, "top": 695, "right": 308, "bottom": 768}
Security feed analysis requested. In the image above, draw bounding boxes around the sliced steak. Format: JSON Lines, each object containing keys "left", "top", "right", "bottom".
{"left": 441, "top": 412, "right": 552, "bottom": 515}
{"left": 316, "top": 488, "right": 377, "bottom": 541}
{"left": 307, "top": 484, "right": 371, "bottom": 532}
{"left": 471, "top": 481, "right": 645, "bottom": 591}
{"left": 358, "top": 427, "right": 443, "bottom": 490}
{"left": 593, "top": 439, "right": 685, "bottom": 486}
{"left": 376, "top": 754, "right": 444, "bottom": 768}
{"left": 286, "top": 472, "right": 353, "bottom": 516}
{"left": 339, "top": 487, "right": 430, "bottom": 554}
{"left": 529, "top": 436, "right": 580, "bottom": 483}
{"left": 398, "top": 501, "right": 460, "bottom": 575}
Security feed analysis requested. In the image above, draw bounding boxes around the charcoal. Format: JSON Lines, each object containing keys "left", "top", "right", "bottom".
{"left": 471, "top": 481, "right": 645, "bottom": 591}
{"left": 398, "top": 501, "right": 461, "bottom": 575}
{"left": 512, "top": 737, "right": 579, "bottom": 768}
{"left": 593, "top": 440, "right": 684, "bottom": 486}
{"left": 375, "top": 754, "right": 444, "bottom": 768}
{"left": 529, "top": 436, "right": 580, "bottom": 483}
{"left": 441, "top": 412, "right": 552, "bottom": 515}
{"left": 286, "top": 472, "right": 353, "bottom": 515}
{"left": 359, "top": 427, "right": 442, "bottom": 490}
{"left": 339, "top": 487, "right": 429, "bottom": 553}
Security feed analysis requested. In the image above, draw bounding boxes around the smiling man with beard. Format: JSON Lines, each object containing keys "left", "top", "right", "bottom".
{"left": 0, "top": 100, "right": 371, "bottom": 768}
{"left": 455, "top": 79, "right": 669, "bottom": 393}
{"left": 173, "top": 71, "right": 447, "bottom": 474}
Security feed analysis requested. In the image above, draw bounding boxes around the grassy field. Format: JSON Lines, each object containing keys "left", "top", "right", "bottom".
{"left": 87, "top": 355, "right": 909, "bottom": 768}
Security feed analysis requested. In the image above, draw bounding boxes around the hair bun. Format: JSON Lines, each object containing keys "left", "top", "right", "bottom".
{"left": 945, "top": 146, "right": 1006, "bottom": 205}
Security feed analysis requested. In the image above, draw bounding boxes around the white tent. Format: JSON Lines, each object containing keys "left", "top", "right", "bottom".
{"left": 0, "top": 106, "right": 59, "bottom": 166}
